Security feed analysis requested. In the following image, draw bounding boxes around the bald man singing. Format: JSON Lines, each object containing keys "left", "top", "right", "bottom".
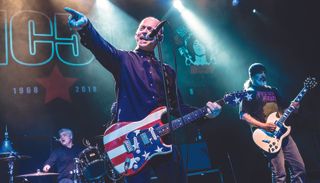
{"left": 64, "top": 7, "right": 222, "bottom": 183}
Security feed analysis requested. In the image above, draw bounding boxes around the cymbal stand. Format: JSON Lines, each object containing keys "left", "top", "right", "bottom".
{"left": 8, "top": 155, "right": 15, "bottom": 183}
{"left": 72, "top": 158, "right": 82, "bottom": 183}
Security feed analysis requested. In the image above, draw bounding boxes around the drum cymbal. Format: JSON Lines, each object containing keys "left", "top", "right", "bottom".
{"left": 0, "top": 152, "right": 11, "bottom": 156}
{"left": 82, "top": 135, "right": 104, "bottom": 147}
{"left": 84, "top": 135, "right": 104, "bottom": 143}
{"left": 16, "top": 172, "right": 59, "bottom": 177}
{"left": 0, "top": 154, "right": 31, "bottom": 161}
{"left": 94, "top": 135, "right": 104, "bottom": 139}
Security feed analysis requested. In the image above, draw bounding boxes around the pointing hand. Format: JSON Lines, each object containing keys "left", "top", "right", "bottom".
{"left": 64, "top": 7, "right": 88, "bottom": 30}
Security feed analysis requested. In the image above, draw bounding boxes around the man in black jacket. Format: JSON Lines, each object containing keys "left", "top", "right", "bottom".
{"left": 43, "top": 128, "right": 82, "bottom": 183}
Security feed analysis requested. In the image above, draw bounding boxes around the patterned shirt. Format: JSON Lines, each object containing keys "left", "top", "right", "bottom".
{"left": 239, "top": 85, "right": 285, "bottom": 127}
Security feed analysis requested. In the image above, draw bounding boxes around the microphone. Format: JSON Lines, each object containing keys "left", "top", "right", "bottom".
{"left": 53, "top": 136, "right": 60, "bottom": 142}
{"left": 145, "top": 20, "right": 167, "bottom": 40}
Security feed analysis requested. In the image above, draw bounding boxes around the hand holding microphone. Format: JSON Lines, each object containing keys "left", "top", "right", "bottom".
{"left": 64, "top": 7, "right": 88, "bottom": 31}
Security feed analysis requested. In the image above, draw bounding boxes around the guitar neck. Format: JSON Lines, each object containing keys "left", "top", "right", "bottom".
{"left": 276, "top": 87, "right": 308, "bottom": 125}
{"left": 155, "top": 99, "right": 225, "bottom": 137}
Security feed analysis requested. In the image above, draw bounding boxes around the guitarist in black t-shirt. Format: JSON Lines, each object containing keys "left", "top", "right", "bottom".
{"left": 239, "top": 63, "right": 306, "bottom": 183}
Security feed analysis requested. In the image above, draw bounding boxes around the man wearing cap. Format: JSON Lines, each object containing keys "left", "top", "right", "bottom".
{"left": 239, "top": 63, "right": 306, "bottom": 182}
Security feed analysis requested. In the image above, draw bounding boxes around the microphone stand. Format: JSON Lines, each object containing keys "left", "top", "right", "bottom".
{"left": 227, "top": 152, "right": 238, "bottom": 183}
{"left": 156, "top": 35, "right": 173, "bottom": 136}
{"left": 8, "top": 156, "right": 14, "bottom": 183}
{"left": 156, "top": 34, "right": 180, "bottom": 182}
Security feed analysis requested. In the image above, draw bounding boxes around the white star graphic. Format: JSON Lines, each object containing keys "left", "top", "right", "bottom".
{"left": 155, "top": 146, "right": 163, "bottom": 153}
{"left": 134, "top": 130, "right": 140, "bottom": 136}
{"left": 233, "top": 96, "right": 241, "bottom": 104}
{"left": 245, "top": 93, "right": 253, "bottom": 101}
{"left": 132, "top": 143, "right": 139, "bottom": 150}
{"left": 142, "top": 151, "right": 150, "bottom": 160}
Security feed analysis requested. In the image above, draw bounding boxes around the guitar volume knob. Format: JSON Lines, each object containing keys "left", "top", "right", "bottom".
{"left": 135, "top": 157, "right": 141, "bottom": 162}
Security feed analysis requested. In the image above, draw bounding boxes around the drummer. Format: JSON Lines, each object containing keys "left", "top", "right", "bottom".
{"left": 43, "top": 128, "right": 83, "bottom": 183}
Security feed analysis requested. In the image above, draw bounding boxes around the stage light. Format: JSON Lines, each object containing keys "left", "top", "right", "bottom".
{"left": 171, "top": 0, "right": 249, "bottom": 87}
{"left": 232, "top": 0, "right": 240, "bottom": 6}
{"left": 252, "top": 9, "right": 257, "bottom": 14}
{"left": 173, "top": 0, "right": 215, "bottom": 51}
{"left": 173, "top": 0, "right": 185, "bottom": 12}
{"left": 91, "top": 0, "right": 138, "bottom": 50}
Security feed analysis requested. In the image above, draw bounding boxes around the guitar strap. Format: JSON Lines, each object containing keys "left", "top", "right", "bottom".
{"left": 104, "top": 87, "right": 119, "bottom": 128}
{"left": 113, "top": 86, "right": 120, "bottom": 123}
{"left": 162, "top": 64, "right": 173, "bottom": 109}
{"left": 163, "top": 62, "right": 178, "bottom": 111}
{"left": 150, "top": 54, "right": 174, "bottom": 110}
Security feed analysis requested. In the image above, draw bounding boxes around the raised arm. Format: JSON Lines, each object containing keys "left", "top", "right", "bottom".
{"left": 64, "top": 7, "right": 122, "bottom": 74}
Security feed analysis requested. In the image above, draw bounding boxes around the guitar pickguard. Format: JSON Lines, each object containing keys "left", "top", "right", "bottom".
{"left": 126, "top": 124, "right": 172, "bottom": 173}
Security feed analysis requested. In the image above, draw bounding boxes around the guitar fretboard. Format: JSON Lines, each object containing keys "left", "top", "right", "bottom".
{"left": 155, "top": 106, "right": 207, "bottom": 137}
{"left": 155, "top": 99, "right": 225, "bottom": 137}
{"left": 276, "top": 87, "right": 308, "bottom": 126}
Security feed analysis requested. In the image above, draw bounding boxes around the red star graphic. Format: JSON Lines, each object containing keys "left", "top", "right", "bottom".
{"left": 35, "top": 66, "right": 78, "bottom": 103}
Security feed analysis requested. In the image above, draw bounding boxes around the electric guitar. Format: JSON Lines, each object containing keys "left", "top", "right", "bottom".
{"left": 103, "top": 91, "right": 252, "bottom": 176}
{"left": 252, "top": 77, "right": 317, "bottom": 154}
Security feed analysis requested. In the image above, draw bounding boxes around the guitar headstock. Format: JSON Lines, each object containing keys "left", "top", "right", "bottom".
{"left": 304, "top": 77, "right": 318, "bottom": 90}
{"left": 223, "top": 90, "right": 254, "bottom": 106}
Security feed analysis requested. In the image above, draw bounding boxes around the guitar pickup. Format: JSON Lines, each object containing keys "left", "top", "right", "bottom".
{"left": 262, "top": 139, "right": 271, "bottom": 143}
{"left": 124, "top": 140, "right": 134, "bottom": 153}
{"left": 140, "top": 132, "right": 150, "bottom": 145}
{"left": 149, "top": 127, "right": 157, "bottom": 140}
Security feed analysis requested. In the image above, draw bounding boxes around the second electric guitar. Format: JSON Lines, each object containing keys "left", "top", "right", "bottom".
{"left": 252, "top": 77, "right": 317, "bottom": 154}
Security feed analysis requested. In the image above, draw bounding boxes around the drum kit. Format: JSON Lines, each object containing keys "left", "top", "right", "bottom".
{"left": 0, "top": 126, "right": 122, "bottom": 183}
{"left": 72, "top": 135, "right": 123, "bottom": 183}
{"left": 0, "top": 126, "right": 36, "bottom": 183}
{"left": 16, "top": 170, "right": 59, "bottom": 183}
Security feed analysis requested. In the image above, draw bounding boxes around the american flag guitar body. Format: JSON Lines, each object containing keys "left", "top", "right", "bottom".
{"left": 103, "top": 91, "right": 251, "bottom": 176}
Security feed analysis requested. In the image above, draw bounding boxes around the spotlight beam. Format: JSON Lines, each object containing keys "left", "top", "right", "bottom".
{"left": 173, "top": 0, "right": 215, "bottom": 49}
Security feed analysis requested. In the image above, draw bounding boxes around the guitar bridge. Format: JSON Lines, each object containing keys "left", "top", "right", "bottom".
{"left": 124, "top": 140, "right": 134, "bottom": 153}
{"left": 262, "top": 139, "right": 271, "bottom": 143}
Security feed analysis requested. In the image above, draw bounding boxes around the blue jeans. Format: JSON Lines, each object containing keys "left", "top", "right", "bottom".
{"left": 268, "top": 135, "right": 306, "bottom": 183}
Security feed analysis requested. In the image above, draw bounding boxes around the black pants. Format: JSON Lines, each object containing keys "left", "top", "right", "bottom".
{"left": 125, "top": 146, "right": 187, "bottom": 183}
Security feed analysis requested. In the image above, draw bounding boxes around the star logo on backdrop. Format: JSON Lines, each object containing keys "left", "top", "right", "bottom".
{"left": 35, "top": 66, "right": 78, "bottom": 103}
